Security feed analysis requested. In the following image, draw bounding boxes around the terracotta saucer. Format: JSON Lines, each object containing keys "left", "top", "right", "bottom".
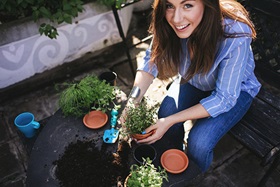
{"left": 160, "top": 149, "right": 189, "bottom": 174}
{"left": 83, "top": 111, "right": 108, "bottom": 129}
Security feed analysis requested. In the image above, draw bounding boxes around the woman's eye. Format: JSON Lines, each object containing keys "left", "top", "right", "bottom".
{"left": 184, "top": 4, "right": 193, "bottom": 8}
{"left": 166, "top": 4, "right": 173, "bottom": 9}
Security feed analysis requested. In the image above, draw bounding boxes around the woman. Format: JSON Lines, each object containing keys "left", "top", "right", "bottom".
{"left": 122, "top": 0, "right": 261, "bottom": 172}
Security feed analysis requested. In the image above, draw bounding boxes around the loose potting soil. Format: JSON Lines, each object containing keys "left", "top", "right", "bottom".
{"left": 53, "top": 139, "right": 131, "bottom": 187}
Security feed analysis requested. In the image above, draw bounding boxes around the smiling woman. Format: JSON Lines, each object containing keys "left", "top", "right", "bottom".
{"left": 120, "top": 0, "right": 261, "bottom": 174}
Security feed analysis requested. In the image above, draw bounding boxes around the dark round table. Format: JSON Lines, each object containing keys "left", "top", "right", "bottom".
{"left": 26, "top": 98, "right": 201, "bottom": 187}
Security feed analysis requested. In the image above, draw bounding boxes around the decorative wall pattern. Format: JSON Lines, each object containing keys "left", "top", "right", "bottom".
{"left": 0, "top": 5, "right": 133, "bottom": 89}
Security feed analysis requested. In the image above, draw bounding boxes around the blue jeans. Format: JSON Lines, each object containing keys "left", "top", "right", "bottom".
{"left": 157, "top": 83, "right": 253, "bottom": 172}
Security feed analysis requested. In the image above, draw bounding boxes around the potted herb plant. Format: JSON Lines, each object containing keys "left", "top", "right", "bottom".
{"left": 123, "top": 97, "right": 159, "bottom": 140}
{"left": 124, "top": 157, "right": 168, "bottom": 187}
{"left": 58, "top": 74, "right": 117, "bottom": 117}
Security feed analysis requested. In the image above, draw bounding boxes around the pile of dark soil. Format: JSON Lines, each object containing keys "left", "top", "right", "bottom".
{"left": 53, "top": 140, "right": 131, "bottom": 187}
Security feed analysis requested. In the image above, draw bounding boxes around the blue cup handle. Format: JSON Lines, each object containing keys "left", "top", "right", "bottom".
{"left": 32, "top": 121, "right": 40, "bottom": 129}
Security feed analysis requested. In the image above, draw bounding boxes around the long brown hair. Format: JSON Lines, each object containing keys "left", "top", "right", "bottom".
{"left": 149, "top": 0, "right": 256, "bottom": 81}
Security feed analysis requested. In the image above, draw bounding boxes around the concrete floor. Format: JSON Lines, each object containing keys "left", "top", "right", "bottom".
{"left": 1, "top": 9, "right": 280, "bottom": 187}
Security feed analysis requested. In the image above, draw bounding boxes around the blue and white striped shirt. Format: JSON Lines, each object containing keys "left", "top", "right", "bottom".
{"left": 138, "top": 18, "right": 261, "bottom": 117}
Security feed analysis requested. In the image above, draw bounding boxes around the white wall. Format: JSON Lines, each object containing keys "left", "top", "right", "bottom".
{"left": 0, "top": 3, "right": 133, "bottom": 89}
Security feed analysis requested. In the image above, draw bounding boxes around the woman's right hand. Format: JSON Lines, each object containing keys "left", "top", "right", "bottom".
{"left": 137, "top": 117, "right": 171, "bottom": 144}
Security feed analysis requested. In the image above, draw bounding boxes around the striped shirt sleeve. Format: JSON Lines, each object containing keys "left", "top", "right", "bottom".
{"left": 200, "top": 36, "right": 252, "bottom": 117}
{"left": 137, "top": 41, "right": 158, "bottom": 78}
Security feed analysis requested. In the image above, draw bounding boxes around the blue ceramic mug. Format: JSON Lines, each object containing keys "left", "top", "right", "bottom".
{"left": 14, "top": 112, "right": 40, "bottom": 138}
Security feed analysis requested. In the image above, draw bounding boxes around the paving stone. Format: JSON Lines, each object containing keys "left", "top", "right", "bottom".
{"left": 2, "top": 179, "right": 25, "bottom": 187}
{"left": 0, "top": 117, "right": 8, "bottom": 144}
{"left": 0, "top": 143, "right": 23, "bottom": 183}
{"left": 211, "top": 134, "right": 244, "bottom": 169}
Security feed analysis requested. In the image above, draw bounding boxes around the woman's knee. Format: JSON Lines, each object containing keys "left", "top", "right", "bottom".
{"left": 187, "top": 135, "right": 211, "bottom": 156}
{"left": 187, "top": 139, "right": 213, "bottom": 172}
{"left": 187, "top": 129, "right": 215, "bottom": 172}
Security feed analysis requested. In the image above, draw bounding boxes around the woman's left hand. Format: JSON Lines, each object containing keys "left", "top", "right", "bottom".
{"left": 137, "top": 118, "right": 171, "bottom": 144}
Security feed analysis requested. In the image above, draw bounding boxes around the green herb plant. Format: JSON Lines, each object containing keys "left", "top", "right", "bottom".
{"left": 124, "top": 97, "right": 159, "bottom": 135}
{"left": 126, "top": 157, "right": 168, "bottom": 187}
{"left": 58, "top": 75, "right": 116, "bottom": 117}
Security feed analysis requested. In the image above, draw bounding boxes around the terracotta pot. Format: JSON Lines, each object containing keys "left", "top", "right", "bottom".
{"left": 83, "top": 110, "right": 108, "bottom": 129}
{"left": 123, "top": 173, "right": 131, "bottom": 187}
{"left": 131, "top": 129, "right": 155, "bottom": 140}
{"left": 161, "top": 149, "right": 189, "bottom": 174}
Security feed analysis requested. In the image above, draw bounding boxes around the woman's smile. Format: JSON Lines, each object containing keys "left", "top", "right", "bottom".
{"left": 165, "top": 0, "right": 204, "bottom": 38}
{"left": 175, "top": 24, "right": 190, "bottom": 31}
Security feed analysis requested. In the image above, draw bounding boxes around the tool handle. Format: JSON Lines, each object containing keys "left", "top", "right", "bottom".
{"left": 110, "top": 109, "right": 118, "bottom": 128}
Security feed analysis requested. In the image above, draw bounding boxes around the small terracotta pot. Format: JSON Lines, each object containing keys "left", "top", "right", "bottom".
{"left": 131, "top": 130, "right": 155, "bottom": 140}
{"left": 123, "top": 173, "right": 131, "bottom": 187}
{"left": 83, "top": 110, "right": 108, "bottom": 129}
{"left": 161, "top": 149, "right": 189, "bottom": 174}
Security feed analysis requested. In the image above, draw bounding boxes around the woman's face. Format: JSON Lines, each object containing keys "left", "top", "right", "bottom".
{"left": 165, "top": 0, "right": 205, "bottom": 38}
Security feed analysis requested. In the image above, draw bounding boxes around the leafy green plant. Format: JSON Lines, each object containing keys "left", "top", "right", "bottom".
{"left": 34, "top": 0, "right": 84, "bottom": 39}
{"left": 97, "top": 0, "right": 126, "bottom": 9}
{"left": 0, "top": 0, "right": 84, "bottom": 39}
{"left": 58, "top": 75, "right": 116, "bottom": 117}
{"left": 124, "top": 98, "right": 159, "bottom": 135}
{"left": 0, "top": 0, "right": 127, "bottom": 39}
{"left": 126, "top": 157, "right": 168, "bottom": 187}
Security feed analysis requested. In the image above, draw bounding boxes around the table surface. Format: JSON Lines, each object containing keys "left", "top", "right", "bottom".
{"left": 26, "top": 95, "right": 201, "bottom": 187}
